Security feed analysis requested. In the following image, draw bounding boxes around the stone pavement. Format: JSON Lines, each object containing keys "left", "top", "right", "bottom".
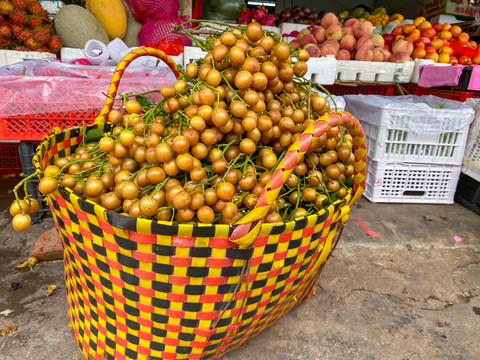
{"left": 0, "top": 176, "right": 479, "bottom": 359}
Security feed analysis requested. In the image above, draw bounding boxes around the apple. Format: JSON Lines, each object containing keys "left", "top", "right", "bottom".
{"left": 432, "top": 22, "right": 443, "bottom": 33}
{"left": 382, "top": 34, "right": 395, "bottom": 45}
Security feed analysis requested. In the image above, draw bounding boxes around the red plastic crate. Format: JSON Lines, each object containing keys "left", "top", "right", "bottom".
{"left": 322, "top": 83, "right": 396, "bottom": 96}
{"left": 0, "top": 142, "right": 22, "bottom": 175}
{"left": 414, "top": 87, "right": 480, "bottom": 102}
{"left": 0, "top": 109, "right": 98, "bottom": 141}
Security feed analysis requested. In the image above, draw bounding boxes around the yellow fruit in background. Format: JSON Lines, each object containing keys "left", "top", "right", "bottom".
{"left": 390, "top": 13, "right": 404, "bottom": 22}
{"left": 86, "top": 0, "right": 127, "bottom": 41}
{"left": 438, "top": 53, "right": 450, "bottom": 63}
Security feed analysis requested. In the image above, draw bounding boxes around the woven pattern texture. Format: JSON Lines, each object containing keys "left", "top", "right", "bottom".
{"left": 32, "top": 49, "right": 367, "bottom": 360}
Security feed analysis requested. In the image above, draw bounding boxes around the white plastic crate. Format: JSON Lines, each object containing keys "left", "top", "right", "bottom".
{"left": 279, "top": 23, "right": 310, "bottom": 35}
{"left": 335, "top": 60, "right": 414, "bottom": 83}
{"left": 183, "top": 46, "right": 208, "bottom": 66}
{"left": 463, "top": 99, "right": 480, "bottom": 180}
{"left": 344, "top": 94, "right": 475, "bottom": 165}
{"left": 304, "top": 56, "right": 336, "bottom": 85}
{"left": 364, "top": 158, "right": 462, "bottom": 204}
{"left": 0, "top": 50, "right": 56, "bottom": 67}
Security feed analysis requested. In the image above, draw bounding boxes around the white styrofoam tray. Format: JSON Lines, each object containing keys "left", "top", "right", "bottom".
{"left": 335, "top": 60, "right": 415, "bottom": 83}
{"left": 304, "top": 56, "right": 336, "bottom": 85}
{"left": 0, "top": 50, "right": 56, "bottom": 67}
{"left": 364, "top": 158, "right": 462, "bottom": 204}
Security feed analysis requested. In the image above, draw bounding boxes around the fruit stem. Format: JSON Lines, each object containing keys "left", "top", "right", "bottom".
{"left": 13, "top": 171, "right": 44, "bottom": 212}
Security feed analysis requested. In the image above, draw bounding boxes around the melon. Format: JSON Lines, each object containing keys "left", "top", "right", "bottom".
{"left": 54, "top": 5, "right": 109, "bottom": 48}
{"left": 86, "top": 0, "right": 127, "bottom": 41}
{"left": 123, "top": 17, "right": 142, "bottom": 47}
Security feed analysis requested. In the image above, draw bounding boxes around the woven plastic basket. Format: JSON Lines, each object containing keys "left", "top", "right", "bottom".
{"left": 33, "top": 48, "right": 367, "bottom": 360}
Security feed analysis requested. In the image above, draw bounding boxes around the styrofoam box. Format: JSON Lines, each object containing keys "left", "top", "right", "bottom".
{"left": 183, "top": 46, "right": 208, "bottom": 66}
{"left": 279, "top": 23, "right": 309, "bottom": 35}
{"left": 60, "top": 47, "right": 84, "bottom": 63}
{"left": 345, "top": 95, "right": 472, "bottom": 165}
{"left": 335, "top": 60, "right": 414, "bottom": 83}
{"left": 0, "top": 50, "right": 56, "bottom": 67}
{"left": 463, "top": 99, "right": 480, "bottom": 180}
{"left": 364, "top": 158, "right": 462, "bottom": 204}
{"left": 304, "top": 56, "right": 336, "bottom": 85}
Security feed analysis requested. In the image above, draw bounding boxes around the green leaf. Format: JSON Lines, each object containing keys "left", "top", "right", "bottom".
{"left": 135, "top": 95, "right": 155, "bottom": 108}
{"left": 85, "top": 128, "right": 104, "bottom": 143}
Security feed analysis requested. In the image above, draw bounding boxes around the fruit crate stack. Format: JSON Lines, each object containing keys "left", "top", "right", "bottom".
{"left": 344, "top": 94, "right": 475, "bottom": 204}
{"left": 456, "top": 99, "right": 480, "bottom": 214}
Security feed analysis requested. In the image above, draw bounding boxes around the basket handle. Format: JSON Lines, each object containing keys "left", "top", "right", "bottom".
{"left": 229, "top": 111, "right": 367, "bottom": 248}
{"left": 94, "top": 47, "right": 182, "bottom": 124}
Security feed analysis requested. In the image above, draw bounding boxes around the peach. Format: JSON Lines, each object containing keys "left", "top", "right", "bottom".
{"left": 438, "top": 30, "right": 452, "bottom": 41}
{"left": 354, "top": 21, "right": 373, "bottom": 39}
{"left": 391, "top": 26, "right": 404, "bottom": 37}
{"left": 432, "top": 22, "right": 443, "bottom": 33}
{"left": 390, "top": 51, "right": 411, "bottom": 62}
{"left": 321, "top": 12, "right": 339, "bottom": 29}
{"left": 336, "top": 49, "right": 351, "bottom": 60}
{"left": 421, "top": 27, "right": 436, "bottom": 40}
{"left": 403, "top": 23, "right": 417, "bottom": 35}
{"left": 392, "top": 39, "right": 413, "bottom": 55}
{"left": 372, "top": 48, "right": 385, "bottom": 62}
{"left": 424, "top": 52, "right": 439, "bottom": 62}
{"left": 304, "top": 43, "right": 321, "bottom": 58}
{"left": 323, "top": 38, "right": 340, "bottom": 51}
{"left": 418, "top": 21, "right": 432, "bottom": 31}
{"left": 442, "top": 23, "right": 452, "bottom": 31}
{"left": 450, "top": 25, "right": 462, "bottom": 37}
{"left": 311, "top": 27, "right": 326, "bottom": 43}
{"left": 430, "top": 38, "right": 444, "bottom": 50}
{"left": 370, "top": 34, "right": 385, "bottom": 48}
{"left": 355, "top": 47, "right": 373, "bottom": 61}
{"left": 439, "top": 45, "right": 453, "bottom": 55}
{"left": 414, "top": 16, "right": 426, "bottom": 27}
{"left": 472, "top": 53, "right": 480, "bottom": 64}
{"left": 356, "top": 36, "right": 374, "bottom": 50}
{"left": 457, "top": 32, "right": 470, "bottom": 44}
{"left": 344, "top": 18, "right": 359, "bottom": 30}
{"left": 342, "top": 27, "right": 354, "bottom": 36}
{"left": 380, "top": 48, "right": 392, "bottom": 61}
{"left": 290, "top": 39, "right": 301, "bottom": 50}
{"left": 300, "top": 34, "right": 317, "bottom": 47}
{"left": 320, "top": 44, "right": 338, "bottom": 57}
{"left": 325, "top": 24, "right": 343, "bottom": 41}
{"left": 438, "top": 53, "right": 450, "bottom": 63}
{"left": 406, "top": 29, "right": 421, "bottom": 42}
{"left": 297, "top": 28, "right": 311, "bottom": 41}
{"left": 412, "top": 47, "right": 426, "bottom": 59}
{"left": 340, "top": 34, "right": 356, "bottom": 51}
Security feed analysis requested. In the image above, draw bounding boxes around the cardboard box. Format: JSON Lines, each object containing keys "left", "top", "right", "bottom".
{"left": 424, "top": 0, "right": 480, "bottom": 20}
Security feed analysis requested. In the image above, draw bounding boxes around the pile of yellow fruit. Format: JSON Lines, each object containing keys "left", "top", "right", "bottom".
{"left": 362, "top": 13, "right": 404, "bottom": 27}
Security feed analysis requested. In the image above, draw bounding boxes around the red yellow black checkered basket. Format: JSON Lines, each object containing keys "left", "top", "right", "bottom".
{"left": 33, "top": 48, "right": 367, "bottom": 360}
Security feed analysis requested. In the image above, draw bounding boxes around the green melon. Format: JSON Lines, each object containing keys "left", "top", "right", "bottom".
{"left": 54, "top": 5, "right": 110, "bottom": 49}
{"left": 123, "top": 17, "right": 142, "bottom": 47}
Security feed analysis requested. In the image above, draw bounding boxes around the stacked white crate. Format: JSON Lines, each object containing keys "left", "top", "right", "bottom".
{"left": 463, "top": 99, "right": 480, "bottom": 183}
{"left": 344, "top": 94, "right": 475, "bottom": 204}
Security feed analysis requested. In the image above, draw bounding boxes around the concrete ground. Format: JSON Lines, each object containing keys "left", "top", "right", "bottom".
{"left": 0, "top": 176, "right": 479, "bottom": 360}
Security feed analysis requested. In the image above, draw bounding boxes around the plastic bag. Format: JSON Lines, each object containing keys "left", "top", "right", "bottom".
{"left": 0, "top": 59, "right": 176, "bottom": 115}
{"left": 344, "top": 94, "right": 475, "bottom": 134}
{"left": 203, "top": 0, "right": 246, "bottom": 21}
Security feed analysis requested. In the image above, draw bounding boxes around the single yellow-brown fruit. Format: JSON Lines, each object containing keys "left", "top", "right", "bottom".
{"left": 86, "top": 0, "right": 127, "bottom": 41}
{"left": 12, "top": 213, "right": 31, "bottom": 232}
